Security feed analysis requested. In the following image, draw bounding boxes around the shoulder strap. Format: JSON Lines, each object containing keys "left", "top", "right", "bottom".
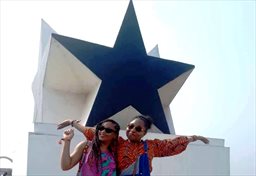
{"left": 132, "top": 140, "right": 148, "bottom": 176}
{"left": 138, "top": 140, "right": 150, "bottom": 176}
{"left": 77, "top": 141, "right": 90, "bottom": 173}
{"left": 143, "top": 140, "right": 148, "bottom": 152}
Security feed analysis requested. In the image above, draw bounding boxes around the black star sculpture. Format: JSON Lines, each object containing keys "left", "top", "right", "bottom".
{"left": 50, "top": 0, "right": 194, "bottom": 134}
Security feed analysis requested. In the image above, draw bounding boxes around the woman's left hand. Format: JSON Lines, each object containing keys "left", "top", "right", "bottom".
{"left": 57, "top": 119, "right": 72, "bottom": 129}
{"left": 195, "top": 135, "right": 209, "bottom": 144}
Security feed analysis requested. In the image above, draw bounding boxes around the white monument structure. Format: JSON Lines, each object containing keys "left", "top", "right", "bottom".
{"left": 27, "top": 1, "right": 230, "bottom": 175}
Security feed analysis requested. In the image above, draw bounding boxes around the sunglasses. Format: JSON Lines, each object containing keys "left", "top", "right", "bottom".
{"left": 127, "top": 124, "right": 144, "bottom": 132}
{"left": 98, "top": 126, "right": 116, "bottom": 134}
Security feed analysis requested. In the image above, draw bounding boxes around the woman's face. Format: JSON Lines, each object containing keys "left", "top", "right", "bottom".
{"left": 98, "top": 121, "right": 117, "bottom": 142}
{"left": 126, "top": 118, "right": 146, "bottom": 143}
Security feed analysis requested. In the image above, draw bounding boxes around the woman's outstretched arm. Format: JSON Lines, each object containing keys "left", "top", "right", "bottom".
{"left": 149, "top": 135, "right": 209, "bottom": 157}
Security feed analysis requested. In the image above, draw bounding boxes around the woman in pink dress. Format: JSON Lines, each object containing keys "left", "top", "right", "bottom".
{"left": 60, "top": 119, "right": 120, "bottom": 176}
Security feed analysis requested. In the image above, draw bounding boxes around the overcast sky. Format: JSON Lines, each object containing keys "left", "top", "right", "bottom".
{"left": 0, "top": 0, "right": 255, "bottom": 175}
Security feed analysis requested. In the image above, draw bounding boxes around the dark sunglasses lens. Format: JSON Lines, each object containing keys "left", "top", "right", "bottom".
{"left": 99, "top": 126, "right": 115, "bottom": 133}
{"left": 128, "top": 124, "right": 134, "bottom": 129}
{"left": 135, "top": 126, "right": 142, "bottom": 132}
{"left": 99, "top": 126, "right": 105, "bottom": 131}
{"left": 105, "top": 128, "right": 114, "bottom": 133}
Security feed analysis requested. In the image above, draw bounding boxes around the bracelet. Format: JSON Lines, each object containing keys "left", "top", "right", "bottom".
{"left": 71, "top": 120, "right": 75, "bottom": 127}
{"left": 71, "top": 119, "right": 80, "bottom": 127}
{"left": 61, "top": 138, "right": 70, "bottom": 142}
{"left": 58, "top": 138, "right": 70, "bottom": 144}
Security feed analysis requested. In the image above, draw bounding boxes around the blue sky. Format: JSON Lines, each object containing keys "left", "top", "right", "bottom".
{"left": 0, "top": 0, "right": 255, "bottom": 175}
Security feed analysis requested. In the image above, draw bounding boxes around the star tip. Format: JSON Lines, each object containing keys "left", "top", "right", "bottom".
{"left": 128, "top": 0, "right": 134, "bottom": 7}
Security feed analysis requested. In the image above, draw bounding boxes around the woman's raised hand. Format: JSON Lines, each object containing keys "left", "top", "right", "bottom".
{"left": 57, "top": 119, "right": 81, "bottom": 129}
{"left": 57, "top": 119, "right": 73, "bottom": 129}
{"left": 63, "top": 129, "right": 74, "bottom": 140}
{"left": 58, "top": 128, "right": 74, "bottom": 144}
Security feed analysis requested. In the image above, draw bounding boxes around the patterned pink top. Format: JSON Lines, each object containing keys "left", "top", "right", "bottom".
{"left": 78, "top": 141, "right": 117, "bottom": 176}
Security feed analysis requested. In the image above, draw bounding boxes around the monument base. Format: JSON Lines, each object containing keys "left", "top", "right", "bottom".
{"left": 27, "top": 123, "right": 229, "bottom": 175}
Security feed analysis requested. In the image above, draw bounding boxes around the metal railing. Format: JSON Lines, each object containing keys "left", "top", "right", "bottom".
{"left": 0, "top": 156, "right": 13, "bottom": 176}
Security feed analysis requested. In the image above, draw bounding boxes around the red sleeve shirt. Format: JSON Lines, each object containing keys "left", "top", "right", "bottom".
{"left": 117, "top": 136, "right": 190, "bottom": 172}
{"left": 83, "top": 128, "right": 95, "bottom": 141}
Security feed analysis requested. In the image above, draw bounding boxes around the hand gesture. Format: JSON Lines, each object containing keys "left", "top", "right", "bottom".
{"left": 63, "top": 129, "right": 74, "bottom": 140}
{"left": 58, "top": 128, "right": 75, "bottom": 144}
{"left": 195, "top": 135, "right": 209, "bottom": 144}
{"left": 57, "top": 119, "right": 72, "bottom": 129}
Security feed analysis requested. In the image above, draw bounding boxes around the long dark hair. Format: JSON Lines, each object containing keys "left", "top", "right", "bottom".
{"left": 91, "top": 119, "right": 120, "bottom": 173}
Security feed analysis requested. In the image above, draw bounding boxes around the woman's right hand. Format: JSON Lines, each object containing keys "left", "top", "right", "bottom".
{"left": 63, "top": 129, "right": 74, "bottom": 141}
{"left": 58, "top": 128, "right": 74, "bottom": 144}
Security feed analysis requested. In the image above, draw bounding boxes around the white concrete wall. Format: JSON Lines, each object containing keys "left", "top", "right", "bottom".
{"left": 27, "top": 123, "right": 229, "bottom": 175}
